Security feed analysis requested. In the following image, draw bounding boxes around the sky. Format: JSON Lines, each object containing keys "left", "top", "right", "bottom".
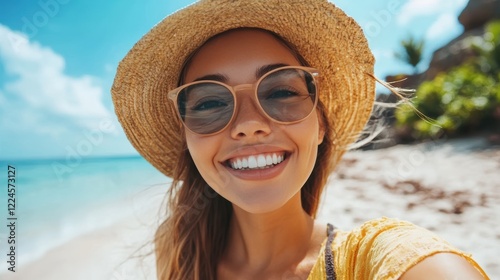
{"left": 0, "top": 0, "right": 469, "bottom": 160}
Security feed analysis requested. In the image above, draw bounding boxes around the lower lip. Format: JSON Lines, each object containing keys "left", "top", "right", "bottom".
{"left": 224, "top": 156, "right": 289, "bottom": 181}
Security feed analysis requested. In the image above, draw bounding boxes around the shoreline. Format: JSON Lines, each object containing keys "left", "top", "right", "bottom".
{"left": 1, "top": 217, "right": 158, "bottom": 280}
{"left": 1, "top": 185, "right": 166, "bottom": 280}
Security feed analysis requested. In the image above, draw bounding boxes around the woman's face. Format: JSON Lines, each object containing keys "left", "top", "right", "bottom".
{"left": 183, "top": 29, "right": 324, "bottom": 214}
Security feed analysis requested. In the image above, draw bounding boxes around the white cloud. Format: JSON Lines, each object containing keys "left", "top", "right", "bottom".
{"left": 426, "top": 13, "right": 458, "bottom": 40}
{"left": 397, "top": 0, "right": 468, "bottom": 25}
{"left": 0, "top": 24, "right": 124, "bottom": 159}
{"left": 0, "top": 24, "right": 111, "bottom": 131}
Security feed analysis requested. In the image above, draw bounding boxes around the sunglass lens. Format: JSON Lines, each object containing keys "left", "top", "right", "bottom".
{"left": 257, "top": 69, "right": 316, "bottom": 123}
{"left": 177, "top": 83, "right": 234, "bottom": 134}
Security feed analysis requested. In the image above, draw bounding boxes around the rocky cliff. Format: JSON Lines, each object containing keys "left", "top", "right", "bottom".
{"left": 387, "top": 0, "right": 500, "bottom": 88}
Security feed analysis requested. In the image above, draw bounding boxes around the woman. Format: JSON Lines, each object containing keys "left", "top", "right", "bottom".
{"left": 111, "top": 0, "right": 489, "bottom": 279}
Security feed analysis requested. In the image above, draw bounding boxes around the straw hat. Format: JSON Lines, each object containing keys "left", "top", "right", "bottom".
{"left": 111, "top": 0, "right": 375, "bottom": 177}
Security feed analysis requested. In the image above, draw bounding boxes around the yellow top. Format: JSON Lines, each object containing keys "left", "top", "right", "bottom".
{"left": 307, "top": 217, "right": 489, "bottom": 280}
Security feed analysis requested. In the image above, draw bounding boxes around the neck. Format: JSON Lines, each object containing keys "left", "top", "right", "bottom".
{"left": 223, "top": 193, "right": 314, "bottom": 273}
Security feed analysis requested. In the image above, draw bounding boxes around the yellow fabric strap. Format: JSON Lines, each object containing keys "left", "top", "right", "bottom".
{"left": 308, "top": 217, "right": 489, "bottom": 280}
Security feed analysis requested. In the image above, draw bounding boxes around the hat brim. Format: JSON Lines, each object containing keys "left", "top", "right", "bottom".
{"left": 111, "top": 0, "right": 375, "bottom": 177}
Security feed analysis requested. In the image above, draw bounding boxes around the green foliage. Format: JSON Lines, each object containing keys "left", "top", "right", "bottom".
{"left": 394, "top": 35, "right": 425, "bottom": 74}
{"left": 474, "top": 20, "right": 500, "bottom": 74}
{"left": 395, "top": 22, "right": 500, "bottom": 139}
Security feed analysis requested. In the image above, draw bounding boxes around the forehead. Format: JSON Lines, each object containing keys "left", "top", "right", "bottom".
{"left": 183, "top": 29, "right": 302, "bottom": 84}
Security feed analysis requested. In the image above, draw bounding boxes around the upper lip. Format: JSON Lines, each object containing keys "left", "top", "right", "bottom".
{"left": 220, "top": 144, "right": 290, "bottom": 163}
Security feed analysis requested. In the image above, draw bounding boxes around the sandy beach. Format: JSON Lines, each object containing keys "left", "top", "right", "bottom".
{"left": 2, "top": 137, "right": 498, "bottom": 279}
{"left": 316, "top": 137, "right": 500, "bottom": 278}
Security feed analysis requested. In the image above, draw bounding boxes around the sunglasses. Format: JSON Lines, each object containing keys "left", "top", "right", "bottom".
{"left": 168, "top": 66, "right": 319, "bottom": 135}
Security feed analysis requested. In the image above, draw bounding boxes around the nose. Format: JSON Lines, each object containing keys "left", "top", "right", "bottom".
{"left": 230, "top": 95, "right": 272, "bottom": 139}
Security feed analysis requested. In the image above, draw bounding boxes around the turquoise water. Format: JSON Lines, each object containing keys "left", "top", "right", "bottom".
{"left": 0, "top": 156, "right": 169, "bottom": 265}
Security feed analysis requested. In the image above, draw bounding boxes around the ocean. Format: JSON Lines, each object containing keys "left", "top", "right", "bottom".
{"left": 0, "top": 156, "right": 169, "bottom": 267}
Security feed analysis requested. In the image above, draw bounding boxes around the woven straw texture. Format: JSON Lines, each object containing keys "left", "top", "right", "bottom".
{"left": 111, "top": 0, "right": 375, "bottom": 177}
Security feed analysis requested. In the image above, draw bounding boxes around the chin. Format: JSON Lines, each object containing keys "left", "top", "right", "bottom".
{"left": 233, "top": 194, "right": 293, "bottom": 214}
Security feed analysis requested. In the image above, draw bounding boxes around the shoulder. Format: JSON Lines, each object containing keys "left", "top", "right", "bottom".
{"left": 332, "top": 217, "right": 489, "bottom": 279}
{"left": 335, "top": 217, "right": 442, "bottom": 254}
{"left": 399, "top": 252, "right": 488, "bottom": 280}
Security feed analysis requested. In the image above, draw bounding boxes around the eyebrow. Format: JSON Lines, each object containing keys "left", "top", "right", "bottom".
{"left": 192, "top": 63, "right": 290, "bottom": 83}
{"left": 193, "top": 74, "right": 229, "bottom": 83}
{"left": 255, "top": 63, "right": 289, "bottom": 78}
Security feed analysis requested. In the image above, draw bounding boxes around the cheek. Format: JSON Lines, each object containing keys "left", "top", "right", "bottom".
{"left": 302, "top": 121, "right": 321, "bottom": 161}
{"left": 284, "top": 113, "right": 322, "bottom": 176}
{"left": 294, "top": 111, "right": 322, "bottom": 147}
{"left": 298, "top": 113, "right": 322, "bottom": 167}
{"left": 185, "top": 131, "right": 225, "bottom": 183}
{"left": 185, "top": 132, "right": 215, "bottom": 165}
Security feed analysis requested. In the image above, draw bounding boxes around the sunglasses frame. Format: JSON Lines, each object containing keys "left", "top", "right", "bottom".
{"left": 167, "top": 65, "right": 320, "bottom": 135}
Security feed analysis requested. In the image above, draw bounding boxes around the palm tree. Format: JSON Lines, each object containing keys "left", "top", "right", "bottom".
{"left": 394, "top": 35, "right": 425, "bottom": 74}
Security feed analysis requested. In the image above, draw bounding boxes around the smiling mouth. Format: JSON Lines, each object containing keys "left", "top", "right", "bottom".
{"left": 227, "top": 152, "right": 287, "bottom": 170}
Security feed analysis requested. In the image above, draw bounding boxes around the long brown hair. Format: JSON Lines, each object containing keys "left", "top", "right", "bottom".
{"left": 154, "top": 28, "right": 335, "bottom": 280}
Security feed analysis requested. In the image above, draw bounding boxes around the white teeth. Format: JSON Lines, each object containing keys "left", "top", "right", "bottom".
{"left": 257, "top": 155, "right": 266, "bottom": 167}
{"left": 266, "top": 155, "right": 273, "bottom": 165}
{"left": 229, "top": 153, "right": 285, "bottom": 170}
{"left": 248, "top": 156, "right": 258, "bottom": 169}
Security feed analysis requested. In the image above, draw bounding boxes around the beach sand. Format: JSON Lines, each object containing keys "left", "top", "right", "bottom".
{"left": 2, "top": 137, "right": 498, "bottom": 279}
{"left": 316, "top": 137, "right": 500, "bottom": 278}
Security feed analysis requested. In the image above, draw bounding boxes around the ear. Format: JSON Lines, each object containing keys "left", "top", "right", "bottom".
{"left": 318, "top": 124, "right": 325, "bottom": 145}
{"left": 317, "top": 111, "right": 326, "bottom": 145}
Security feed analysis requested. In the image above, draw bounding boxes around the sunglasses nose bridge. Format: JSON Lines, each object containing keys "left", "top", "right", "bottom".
{"left": 231, "top": 83, "right": 260, "bottom": 107}
{"left": 232, "top": 83, "right": 266, "bottom": 113}
{"left": 232, "top": 83, "right": 254, "bottom": 94}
